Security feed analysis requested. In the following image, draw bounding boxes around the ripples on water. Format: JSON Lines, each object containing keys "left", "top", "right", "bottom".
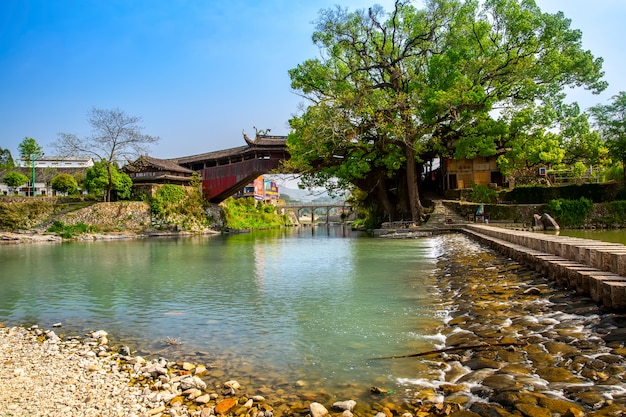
{"left": 1, "top": 228, "right": 625, "bottom": 412}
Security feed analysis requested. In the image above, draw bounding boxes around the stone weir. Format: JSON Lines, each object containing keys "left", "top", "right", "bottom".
{"left": 461, "top": 224, "right": 626, "bottom": 310}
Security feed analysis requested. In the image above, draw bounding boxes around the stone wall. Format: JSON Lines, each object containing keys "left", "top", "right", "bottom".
{"left": 59, "top": 202, "right": 151, "bottom": 232}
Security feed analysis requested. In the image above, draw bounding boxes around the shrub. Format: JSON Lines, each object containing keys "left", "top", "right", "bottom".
{"left": 469, "top": 184, "right": 498, "bottom": 203}
{"left": 51, "top": 174, "right": 79, "bottom": 195}
{"left": 221, "top": 197, "right": 289, "bottom": 230}
{"left": 545, "top": 197, "right": 593, "bottom": 227}
{"left": 47, "top": 220, "right": 96, "bottom": 238}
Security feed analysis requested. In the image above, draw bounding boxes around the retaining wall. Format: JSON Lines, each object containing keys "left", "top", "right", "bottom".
{"left": 462, "top": 224, "right": 626, "bottom": 310}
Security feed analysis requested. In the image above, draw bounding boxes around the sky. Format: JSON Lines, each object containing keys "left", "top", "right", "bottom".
{"left": 1, "top": 0, "right": 625, "bottom": 163}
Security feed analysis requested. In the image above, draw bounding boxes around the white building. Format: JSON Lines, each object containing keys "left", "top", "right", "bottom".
{"left": 1, "top": 156, "right": 94, "bottom": 196}
{"left": 16, "top": 156, "right": 94, "bottom": 168}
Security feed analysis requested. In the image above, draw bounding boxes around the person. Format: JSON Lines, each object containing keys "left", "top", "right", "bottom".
{"left": 475, "top": 203, "right": 485, "bottom": 222}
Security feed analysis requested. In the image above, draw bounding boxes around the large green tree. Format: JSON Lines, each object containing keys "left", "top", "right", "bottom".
{"left": 590, "top": 92, "right": 626, "bottom": 183}
{"left": 286, "top": 0, "right": 605, "bottom": 224}
{"left": 55, "top": 107, "right": 159, "bottom": 202}
{"left": 18, "top": 137, "right": 44, "bottom": 162}
{"left": 84, "top": 160, "right": 133, "bottom": 200}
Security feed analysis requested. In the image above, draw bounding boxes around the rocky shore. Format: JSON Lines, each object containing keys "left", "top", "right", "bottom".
{"left": 0, "top": 325, "right": 273, "bottom": 417}
{"left": 2, "top": 234, "right": 626, "bottom": 417}
{"left": 0, "top": 325, "right": 363, "bottom": 417}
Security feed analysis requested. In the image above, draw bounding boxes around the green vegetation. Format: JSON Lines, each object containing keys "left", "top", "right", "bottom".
{"left": 150, "top": 184, "right": 186, "bottom": 216}
{"left": 148, "top": 174, "right": 211, "bottom": 230}
{"left": 545, "top": 198, "right": 593, "bottom": 227}
{"left": 51, "top": 173, "right": 79, "bottom": 195}
{"left": 469, "top": 184, "right": 498, "bottom": 204}
{"left": 47, "top": 220, "right": 97, "bottom": 238}
{"left": 84, "top": 161, "right": 133, "bottom": 200}
{"left": 221, "top": 197, "right": 290, "bottom": 230}
{"left": 0, "top": 201, "right": 56, "bottom": 230}
{"left": 593, "top": 201, "right": 626, "bottom": 227}
{"left": 286, "top": 0, "right": 605, "bottom": 225}
{"left": 18, "top": 137, "right": 43, "bottom": 161}
{"left": 3, "top": 171, "right": 29, "bottom": 193}
{"left": 0, "top": 147, "right": 14, "bottom": 169}
{"left": 590, "top": 92, "right": 626, "bottom": 183}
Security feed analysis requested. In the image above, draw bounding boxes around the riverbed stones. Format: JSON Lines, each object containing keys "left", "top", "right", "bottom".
{"left": 310, "top": 401, "right": 329, "bottom": 417}
{"left": 333, "top": 399, "right": 357, "bottom": 411}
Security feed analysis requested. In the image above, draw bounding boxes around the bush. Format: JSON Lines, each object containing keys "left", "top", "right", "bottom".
{"left": 0, "top": 201, "right": 55, "bottom": 230}
{"left": 221, "top": 197, "right": 290, "bottom": 230}
{"left": 51, "top": 174, "right": 79, "bottom": 195}
{"left": 469, "top": 184, "right": 498, "bottom": 203}
{"left": 545, "top": 197, "right": 593, "bottom": 227}
{"left": 47, "top": 220, "right": 96, "bottom": 238}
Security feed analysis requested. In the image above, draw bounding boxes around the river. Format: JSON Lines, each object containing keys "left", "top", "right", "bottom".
{"left": 1, "top": 226, "right": 625, "bottom": 414}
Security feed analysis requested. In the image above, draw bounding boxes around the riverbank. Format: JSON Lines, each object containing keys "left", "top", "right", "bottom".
{"left": 2, "top": 232, "right": 626, "bottom": 417}
{"left": 0, "top": 325, "right": 276, "bottom": 417}
{"left": 0, "top": 229, "right": 220, "bottom": 245}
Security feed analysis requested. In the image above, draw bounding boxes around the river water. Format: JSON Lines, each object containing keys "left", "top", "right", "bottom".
{"left": 1, "top": 227, "right": 625, "bottom": 414}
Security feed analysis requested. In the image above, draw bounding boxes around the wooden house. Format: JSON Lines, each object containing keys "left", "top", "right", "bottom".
{"left": 444, "top": 155, "right": 505, "bottom": 190}
{"left": 123, "top": 155, "right": 196, "bottom": 197}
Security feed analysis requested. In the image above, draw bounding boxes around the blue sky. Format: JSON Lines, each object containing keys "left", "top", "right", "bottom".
{"left": 1, "top": 0, "right": 625, "bottom": 161}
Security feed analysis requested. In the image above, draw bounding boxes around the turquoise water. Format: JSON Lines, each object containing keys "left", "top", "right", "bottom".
{"left": 0, "top": 226, "right": 445, "bottom": 396}
{"left": 555, "top": 228, "right": 626, "bottom": 245}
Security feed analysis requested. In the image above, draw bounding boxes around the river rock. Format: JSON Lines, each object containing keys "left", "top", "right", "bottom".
{"left": 446, "top": 330, "right": 478, "bottom": 346}
{"left": 536, "top": 396, "right": 584, "bottom": 415}
{"left": 333, "top": 400, "right": 356, "bottom": 412}
{"left": 543, "top": 341, "right": 579, "bottom": 357}
{"left": 224, "top": 379, "right": 240, "bottom": 390}
{"left": 535, "top": 367, "right": 583, "bottom": 384}
{"left": 179, "top": 375, "right": 207, "bottom": 391}
{"left": 515, "top": 403, "right": 552, "bottom": 417}
{"left": 215, "top": 397, "right": 238, "bottom": 414}
{"left": 481, "top": 374, "right": 521, "bottom": 391}
{"left": 462, "top": 358, "right": 502, "bottom": 370}
{"left": 194, "top": 365, "right": 208, "bottom": 376}
{"left": 310, "top": 402, "right": 329, "bottom": 417}
{"left": 469, "top": 402, "right": 516, "bottom": 417}
{"left": 195, "top": 394, "right": 211, "bottom": 404}
{"left": 567, "top": 390, "right": 606, "bottom": 408}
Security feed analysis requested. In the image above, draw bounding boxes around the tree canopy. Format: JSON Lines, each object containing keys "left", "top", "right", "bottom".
{"left": 84, "top": 160, "right": 133, "bottom": 200}
{"left": 590, "top": 92, "right": 626, "bottom": 183}
{"left": 3, "top": 171, "right": 29, "bottom": 193}
{"left": 0, "top": 147, "right": 14, "bottom": 169}
{"left": 55, "top": 107, "right": 159, "bottom": 201}
{"left": 51, "top": 173, "right": 79, "bottom": 195}
{"left": 18, "top": 137, "right": 44, "bottom": 162}
{"left": 286, "top": 0, "right": 605, "bottom": 224}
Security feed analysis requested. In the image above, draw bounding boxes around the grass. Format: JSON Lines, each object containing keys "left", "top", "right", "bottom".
{"left": 46, "top": 220, "right": 97, "bottom": 238}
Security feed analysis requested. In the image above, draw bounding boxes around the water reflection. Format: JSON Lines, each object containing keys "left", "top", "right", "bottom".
{"left": 0, "top": 226, "right": 442, "bottom": 398}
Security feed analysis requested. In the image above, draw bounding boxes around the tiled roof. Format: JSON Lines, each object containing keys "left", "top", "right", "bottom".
{"left": 124, "top": 155, "right": 194, "bottom": 173}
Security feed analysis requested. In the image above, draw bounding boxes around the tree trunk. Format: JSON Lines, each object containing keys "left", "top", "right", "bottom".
{"left": 106, "top": 164, "right": 113, "bottom": 202}
{"left": 404, "top": 145, "right": 423, "bottom": 222}
{"left": 374, "top": 177, "right": 395, "bottom": 223}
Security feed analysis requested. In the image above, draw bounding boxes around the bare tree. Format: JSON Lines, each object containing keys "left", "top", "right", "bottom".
{"left": 55, "top": 107, "right": 160, "bottom": 201}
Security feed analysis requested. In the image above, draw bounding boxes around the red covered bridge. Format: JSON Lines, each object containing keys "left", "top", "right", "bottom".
{"left": 170, "top": 132, "right": 289, "bottom": 203}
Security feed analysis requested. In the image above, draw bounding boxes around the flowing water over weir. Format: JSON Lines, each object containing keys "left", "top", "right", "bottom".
{"left": 1, "top": 230, "right": 625, "bottom": 415}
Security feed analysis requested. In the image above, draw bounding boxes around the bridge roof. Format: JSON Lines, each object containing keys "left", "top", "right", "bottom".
{"left": 170, "top": 145, "right": 250, "bottom": 165}
{"left": 170, "top": 134, "right": 287, "bottom": 165}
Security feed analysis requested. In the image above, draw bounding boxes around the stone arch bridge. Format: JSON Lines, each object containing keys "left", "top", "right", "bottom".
{"left": 279, "top": 202, "right": 354, "bottom": 224}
